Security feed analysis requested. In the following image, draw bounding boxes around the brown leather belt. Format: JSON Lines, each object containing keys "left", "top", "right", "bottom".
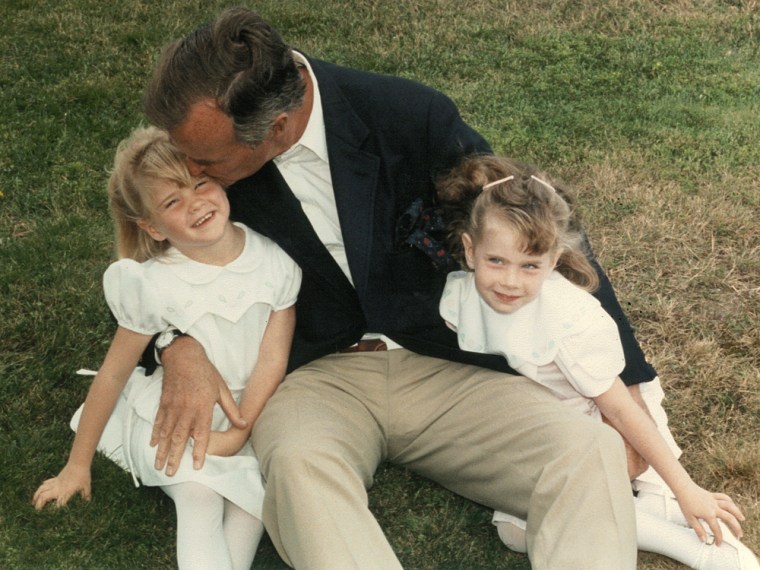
{"left": 339, "top": 339, "right": 388, "bottom": 353}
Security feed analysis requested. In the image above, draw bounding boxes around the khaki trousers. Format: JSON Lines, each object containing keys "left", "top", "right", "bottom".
{"left": 252, "top": 350, "right": 636, "bottom": 569}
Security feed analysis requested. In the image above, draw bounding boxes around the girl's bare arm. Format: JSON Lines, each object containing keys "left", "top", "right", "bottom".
{"left": 595, "top": 378, "right": 745, "bottom": 544}
{"left": 207, "top": 306, "right": 296, "bottom": 457}
{"left": 32, "top": 327, "right": 150, "bottom": 509}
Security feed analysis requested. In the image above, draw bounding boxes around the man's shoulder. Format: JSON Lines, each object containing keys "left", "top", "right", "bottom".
{"left": 310, "top": 56, "right": 444, "bottom": 99}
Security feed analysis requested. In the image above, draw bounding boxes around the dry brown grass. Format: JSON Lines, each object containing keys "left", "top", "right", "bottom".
{"left": 570, "top": 154, "right": 760, "bottom": 567}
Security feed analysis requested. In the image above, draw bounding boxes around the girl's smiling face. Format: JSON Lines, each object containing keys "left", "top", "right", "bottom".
{"left": 137, "top": 176, "right": 233, "bottom": 262}
{"left": 463, "top": 213, "right": 560, "bottom": 314}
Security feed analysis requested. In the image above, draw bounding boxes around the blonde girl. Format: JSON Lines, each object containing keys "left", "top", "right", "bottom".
{"left": 33, "top": 126, "right": 301, "bottom": 570}
{"left": 437, "top": 155, "right": 758, "bottom": 570}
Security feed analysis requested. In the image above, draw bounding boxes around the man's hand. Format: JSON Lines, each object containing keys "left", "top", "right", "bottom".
{"left": 150, "top": 336, "right": 246, "bottom": 475}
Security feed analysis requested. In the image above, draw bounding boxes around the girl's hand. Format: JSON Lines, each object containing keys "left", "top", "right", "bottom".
{"left": 676, "top": 484, "right": 745, "bottom": 545}
{"left": 206, "top": 427, "right": 249, "bottom": 457}
{"left": 32, "top": 463, "right": 92, "bottom": 510}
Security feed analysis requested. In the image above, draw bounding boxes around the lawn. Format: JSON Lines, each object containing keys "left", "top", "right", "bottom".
{"left": 1, "top": 1, "right": 758, "bottom": 568}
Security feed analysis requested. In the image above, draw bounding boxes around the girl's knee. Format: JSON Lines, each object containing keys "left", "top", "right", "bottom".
{"left": 163, "top": 482, "right": 225, "bottom": 518}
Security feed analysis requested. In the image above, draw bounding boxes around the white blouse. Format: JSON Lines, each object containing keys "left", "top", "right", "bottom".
{"left": 104, "top": 223, "right": 302, "bottom": 391}
{"left": 440, "top": 270, "right": 625, "bottom": 418}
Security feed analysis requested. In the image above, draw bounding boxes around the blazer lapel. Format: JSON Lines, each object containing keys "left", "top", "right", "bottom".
{"left": 230, "top": 58, "right": 380, "bottom": 306}
{"left": 314, "top": 59, "right": 379, "bottom": 303}
{"left": 226, "top": 161, "right": 354, "bottom": 297}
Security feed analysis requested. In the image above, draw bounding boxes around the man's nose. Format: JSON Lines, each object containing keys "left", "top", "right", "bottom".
{"left": 186, "top": 159, "right": 204, "bottom": 177}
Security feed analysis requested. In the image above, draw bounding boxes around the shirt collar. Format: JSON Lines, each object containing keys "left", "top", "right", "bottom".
{"left": 157, "top": 223, "right": 259, "bottom": 285}
{"left": 275, "top": 51, "right": 328, "bottom": 164}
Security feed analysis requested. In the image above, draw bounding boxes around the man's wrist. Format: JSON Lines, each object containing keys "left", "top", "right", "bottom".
{"left": 154, "top": 327, "right": 187, "bottom": 364}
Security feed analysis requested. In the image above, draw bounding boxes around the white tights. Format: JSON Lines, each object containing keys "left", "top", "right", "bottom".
{"left": 162, "top": 482, "right": 264, "bottom": 570}
{"left": 493, "top": 379, "right": 760, "bottom": 569}
{"left": 495, "top": 494, "right": 760, "bottom": 570}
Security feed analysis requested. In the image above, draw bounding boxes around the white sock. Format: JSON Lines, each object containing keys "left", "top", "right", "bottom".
{"left": 163, "top": 482, "right": 233, "bottom": 570}
{"left": 223, "top": 500, "right": 264, "bottom": 570}
{"left": 495, "top": 519, "right": 528, "bottom": 553}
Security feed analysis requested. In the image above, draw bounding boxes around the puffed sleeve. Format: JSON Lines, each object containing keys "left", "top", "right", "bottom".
{"left": 268, "top": 243, "right": 302, "bottom": 311}
{"left": 553, "top": 310, "right": 626, "bottom": 399}
{"left": 103, "top": 259, "right": 167, "bottom": 335}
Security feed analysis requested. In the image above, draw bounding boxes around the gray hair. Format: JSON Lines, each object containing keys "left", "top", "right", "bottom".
{"left": 143, "top": 7, "right": 306, "bottom": 147}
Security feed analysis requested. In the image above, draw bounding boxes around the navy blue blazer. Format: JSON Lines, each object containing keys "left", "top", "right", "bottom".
{"left": 226, "top": 58, "right": 657, "bottom": 384}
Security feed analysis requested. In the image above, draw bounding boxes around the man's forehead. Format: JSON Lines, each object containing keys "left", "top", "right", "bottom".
{"left": 172, "top": 101, "right": 234, "bottom": 147}
{"left": 168, "top": 133, "right": 226, "bottom": 165}
{"left": 187, "top": 99, "right": 227, "bottom": 125}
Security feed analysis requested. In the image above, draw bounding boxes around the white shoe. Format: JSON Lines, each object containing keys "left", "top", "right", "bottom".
{"left": 693, "top": 523, "right": 760, "bottom": 570}
{"left": 495, "top": 520, "right": 527, "bottom": 554}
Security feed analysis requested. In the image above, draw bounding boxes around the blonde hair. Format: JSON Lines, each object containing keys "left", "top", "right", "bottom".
{"left": 107, "top": 125, "right": 194, "bottom": 261}
{"left": 437, "top": 155, "right": 599, "bottom": 292}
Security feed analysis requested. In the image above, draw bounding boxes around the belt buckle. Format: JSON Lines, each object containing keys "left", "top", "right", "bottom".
{"left": 339, "top": 339, "right": 388, "bottom": 353}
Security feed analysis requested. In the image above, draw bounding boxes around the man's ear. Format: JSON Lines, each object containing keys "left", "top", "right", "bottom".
{"left": 269, "top": 112, "right": 289, "bottom": 139}
{"left": 462, "top": 232, "right": 475, "bottom": 270}
{"left": 136, "top": 219, "right": 167, "bottom": 242}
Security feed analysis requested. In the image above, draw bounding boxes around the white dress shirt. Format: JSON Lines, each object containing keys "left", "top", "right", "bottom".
{"left": 273, "top": 53, "right": 400, "bottom": 349}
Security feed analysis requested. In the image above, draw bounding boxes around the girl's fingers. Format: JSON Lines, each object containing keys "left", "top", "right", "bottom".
{"left": 711, "top": 494, "right": 744, "bottom": 540}
{"left": 32, "top": 478, "right": 54, "bottom": 502}
{"left": 54, "top": 487, "right": 75, "bottom": 508}
{"left": 718, "top": 495, "right": 745, "bottom": 521}
{"left": 33, "top": 479, "right": 86, "bottom": 510}
{"left": 706, "top": 517, "right": 724, "bottom": 545}
{"left": 687, "top": 515, "right": 708, "bottom": 543}
{"left": 33, "top": 482, "right": 54, "bottom": 509}
{"left": 33, "top": 490, "right": 49, "bottom": 510}
{"left": 718, "top": 511, "right": 743, "bottom": 540}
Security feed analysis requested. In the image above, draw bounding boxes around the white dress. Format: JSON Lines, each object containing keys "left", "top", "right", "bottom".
{"left": 71, "top": 223, "right": 301, "bottom": 519}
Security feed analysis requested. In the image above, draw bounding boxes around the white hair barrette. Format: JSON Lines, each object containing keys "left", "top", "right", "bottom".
{"left": 530, "top": 174, "right": 557, "bottom": 194}
{"left": 482, "top": 175, "right": 514, "bottom": 190}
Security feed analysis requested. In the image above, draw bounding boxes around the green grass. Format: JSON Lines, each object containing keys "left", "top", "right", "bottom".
{"left": 2, "top": 1, "right": 758, "bottom": 568}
